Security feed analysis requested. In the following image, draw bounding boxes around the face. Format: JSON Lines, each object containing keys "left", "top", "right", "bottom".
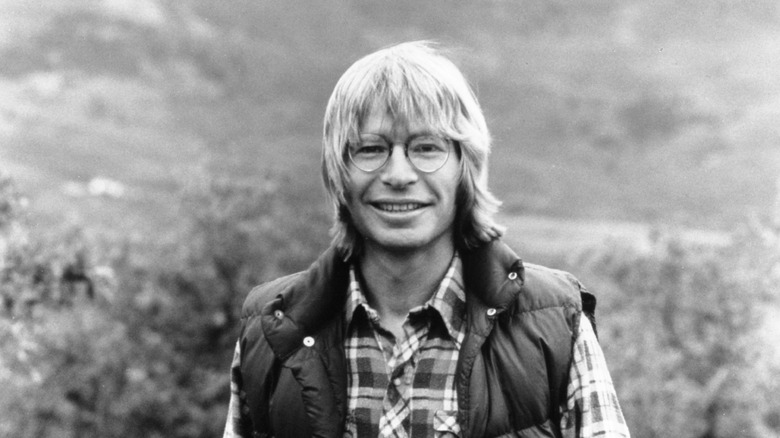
{"left": 344, "top": 105, "right": 460, "bottom": 256}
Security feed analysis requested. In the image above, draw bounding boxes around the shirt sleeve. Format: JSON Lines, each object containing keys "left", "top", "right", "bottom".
{"left": 560, "top": 313, "right": 630, "bottom": 438}
{"left": 223, "top": 340, "right": 250, "bottom": 438}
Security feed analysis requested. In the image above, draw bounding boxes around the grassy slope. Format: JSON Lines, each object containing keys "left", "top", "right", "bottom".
{"left": 1, "top": 0, "right": 778, "bottom": 240}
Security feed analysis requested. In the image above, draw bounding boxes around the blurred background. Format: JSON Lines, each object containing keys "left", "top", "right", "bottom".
{"left": 1, "top": 1, "right": 779, "bottom": 436}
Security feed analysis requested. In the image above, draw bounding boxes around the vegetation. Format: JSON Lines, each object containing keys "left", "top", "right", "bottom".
{"left": 572, "top": 221, "right": 780, "bottom": 437}
{"left": 2, "top": 171, "right": 778, "bottom": 437}
{"left": 0, "top": 173, "right": 330, "bottom": 437}
{"left": 1, "top": 1, "right": 778, "bottom": 436}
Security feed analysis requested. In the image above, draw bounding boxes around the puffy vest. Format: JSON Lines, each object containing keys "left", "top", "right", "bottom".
{"left": 238, "top": 240, "right": 593, "bottom": 438}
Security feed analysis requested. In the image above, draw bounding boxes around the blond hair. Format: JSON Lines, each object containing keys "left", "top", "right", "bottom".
{"left": 321, "top": 41, "right": 504, "bottom": 258}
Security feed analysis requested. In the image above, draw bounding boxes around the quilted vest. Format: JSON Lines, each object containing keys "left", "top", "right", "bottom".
{"left": 238, "top": 240, "right": 591, "bottom": 438}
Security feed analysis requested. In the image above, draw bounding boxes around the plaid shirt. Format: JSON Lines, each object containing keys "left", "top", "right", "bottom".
{"left": 343, "top": 254, "right": 466, "bottom": 438}
{"left": 224, "top": 255, "right": 630, "bottom": 437}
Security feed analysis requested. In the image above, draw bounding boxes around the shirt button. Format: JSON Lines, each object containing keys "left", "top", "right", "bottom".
{"left": 303, "top": 336, "right": 315, "bottom": 347}
{"left": 274, "top": 310, "right": 284, "bottom": 319}
{"left": 486, "top": 308, "right": 497, "bottom": 317}
{"left": 508, "top": 271, "right": 518, "bottom": 280}
{"left": 393, "top": 378, "right": 402, "bottom": 386}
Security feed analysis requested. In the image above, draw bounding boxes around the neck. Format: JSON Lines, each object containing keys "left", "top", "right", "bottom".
{"left": 358, "top": 239, "right": 455, "bottom": 322}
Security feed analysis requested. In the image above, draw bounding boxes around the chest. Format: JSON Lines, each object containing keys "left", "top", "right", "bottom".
{"left": 345, "top": 310, "right": 461, "bottom": 437}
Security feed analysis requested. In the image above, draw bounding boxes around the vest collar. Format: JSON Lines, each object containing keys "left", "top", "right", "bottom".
{"left": 261, "top": 239, "right": 524, "bottom": 356}
{"left": 270, "top": 244, "right": 350, "bottom": 332}
{"left": 461, "top": 239, "right": 525, "bottom": 309}
{"left": 460, "top": 240, "right": 525, "bottom": 337}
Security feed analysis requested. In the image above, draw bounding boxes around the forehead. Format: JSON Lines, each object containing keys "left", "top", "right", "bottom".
{"left": 358, "top": 101, "right": 442, "bottom": 137}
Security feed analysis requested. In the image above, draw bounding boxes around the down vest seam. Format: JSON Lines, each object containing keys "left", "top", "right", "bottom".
{"left": 238, "top": 239, "right": 591, "bottom": 438}
{"left": 511, "top": 303, "right": 581, "bottom": 315}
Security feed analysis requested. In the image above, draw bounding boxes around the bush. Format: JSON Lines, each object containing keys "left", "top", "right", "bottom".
{"left": 0, "top": 172, "right": 330, "bottom": 437}
{"left": 576, "top": 221, "right": 780, "bottom": 437}
{"left": 6, "top": 164, "right": 778, "bottom": 437}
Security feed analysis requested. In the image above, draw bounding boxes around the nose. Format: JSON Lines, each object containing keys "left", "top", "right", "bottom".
{"left": 380, "top": 144, "right": 418, "bottom": 188}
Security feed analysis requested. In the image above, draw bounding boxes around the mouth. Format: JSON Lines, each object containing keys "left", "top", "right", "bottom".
{"left": 371, "top": 202, "right": 427, "bottom": 213}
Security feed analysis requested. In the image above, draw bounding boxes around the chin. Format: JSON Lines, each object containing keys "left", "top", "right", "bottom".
{"left": 368, "top": 229, "right": 452, "bottom": 254}
{"left": 371, "top": 236, "right": 425, "bottom": 252}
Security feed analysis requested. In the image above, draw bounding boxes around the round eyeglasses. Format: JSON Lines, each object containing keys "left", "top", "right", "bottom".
{"left": 347, "top": 135, "right": 452, "bottom": 173}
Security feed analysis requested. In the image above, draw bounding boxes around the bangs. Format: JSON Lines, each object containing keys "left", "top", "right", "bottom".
{"left": 344, "top": 63, "right": 465, "bottom": 142}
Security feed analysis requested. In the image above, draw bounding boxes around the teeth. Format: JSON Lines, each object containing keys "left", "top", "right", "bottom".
{"left": 376, "top": 203, "right": 422, "bottom": 212}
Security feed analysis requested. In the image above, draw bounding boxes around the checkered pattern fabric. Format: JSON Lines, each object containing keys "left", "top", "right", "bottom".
{"left": 560, "top": 315, "right": 631, "bottom": 437}
{"left": 343, "top": 254, "right": 465, "bottom": 438}
{"left": 223, "top": 342, "right": 251, "bottom": 438}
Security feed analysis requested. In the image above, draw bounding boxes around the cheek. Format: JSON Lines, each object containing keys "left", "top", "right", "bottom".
{"left": 344, "top": 185, "right": 366, "bottom": 211}
{"left": 440, "top": 168, "right": 462, "bottom": 209}
{"left": 344, "top": 170, "right": 372, "bottom": 197}
{"left": 341, "top": 175, "right": 360, "bottom": 203}
{"left": 343, "top": 183, "right": 370, "bottom": 220}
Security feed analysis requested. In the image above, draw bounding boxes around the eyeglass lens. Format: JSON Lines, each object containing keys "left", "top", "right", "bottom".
{"left": 348, "top": 136, "right": 450, "bottom": 173}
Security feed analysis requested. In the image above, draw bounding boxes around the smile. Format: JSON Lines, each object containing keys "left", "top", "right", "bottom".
{"left": 372, "top": 203, "right": 425, "bottom": 212}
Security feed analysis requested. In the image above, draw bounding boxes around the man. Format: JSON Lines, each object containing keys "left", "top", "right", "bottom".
{"left": 224, "top": 41, "right": 629, "bottom": 438}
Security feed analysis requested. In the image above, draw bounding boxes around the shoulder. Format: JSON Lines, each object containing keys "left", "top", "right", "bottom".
{"left": 513, "top": 262, "right": 598, "bottom": 337}
{"left": 241, "top": 271, "right": 307, "bottom": 320}
{"left": 461, "top": 239, "right": 589, "bottom": 313}
{"left": 522, "top": 263, "right": 585, "bottom": 301}
{"left": 515, "top": 262, "right": 584, "bottom": 313}
{"left": 238, "top": 244, "right": 351, "bottom": 329}
{"left": 237, "top": 271, "right": 309, "bottom": 359}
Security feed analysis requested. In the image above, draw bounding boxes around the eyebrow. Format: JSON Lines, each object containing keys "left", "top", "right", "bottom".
{"left": 357, "top": 132, "right": 439, "bottom": 141}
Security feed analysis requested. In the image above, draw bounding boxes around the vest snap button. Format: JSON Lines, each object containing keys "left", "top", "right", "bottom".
{"left": 487, "top": 308, "right": 497, "bottom": 316}
{"left": 303, "top": 336, "right": 315, "bottom": 347}
{"left": 508, "top": 271, "right": 518, "bottom": 280}
{"left": 274, "top": 309, "right": 284, "bottom": 319}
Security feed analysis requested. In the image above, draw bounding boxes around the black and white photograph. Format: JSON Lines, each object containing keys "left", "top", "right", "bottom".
{"left": 1, "top": 2, "right": 778, "bottom": 437}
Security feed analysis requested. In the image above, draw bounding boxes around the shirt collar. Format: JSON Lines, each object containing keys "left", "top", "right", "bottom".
{"left": 344, "top": 252, "right": 466, "bottom": 346}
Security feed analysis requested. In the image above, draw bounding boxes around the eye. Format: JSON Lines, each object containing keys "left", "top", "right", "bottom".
{"left": 353, "top": 143, "right": 388, "bottom": 156}
{"left": 410, "top": 137, "right": 448, "bottom": 154}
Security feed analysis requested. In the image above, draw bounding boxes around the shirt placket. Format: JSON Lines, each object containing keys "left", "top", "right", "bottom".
{"left": 378, "top": 317, "right": 428, "bottom": 438}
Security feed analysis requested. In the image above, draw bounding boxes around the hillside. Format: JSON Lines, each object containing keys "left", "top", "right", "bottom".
{"left": 1, "top": 0, "right": 778, "bottom": 235}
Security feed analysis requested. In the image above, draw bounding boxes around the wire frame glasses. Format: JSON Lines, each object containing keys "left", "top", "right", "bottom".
{"left": 347, "top": 135, "right": 452, "bottom": 173}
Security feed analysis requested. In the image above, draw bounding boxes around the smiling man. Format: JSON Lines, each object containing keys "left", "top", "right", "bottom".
{"left": 224, "top": 42, "right": 630, "bottom": 438}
